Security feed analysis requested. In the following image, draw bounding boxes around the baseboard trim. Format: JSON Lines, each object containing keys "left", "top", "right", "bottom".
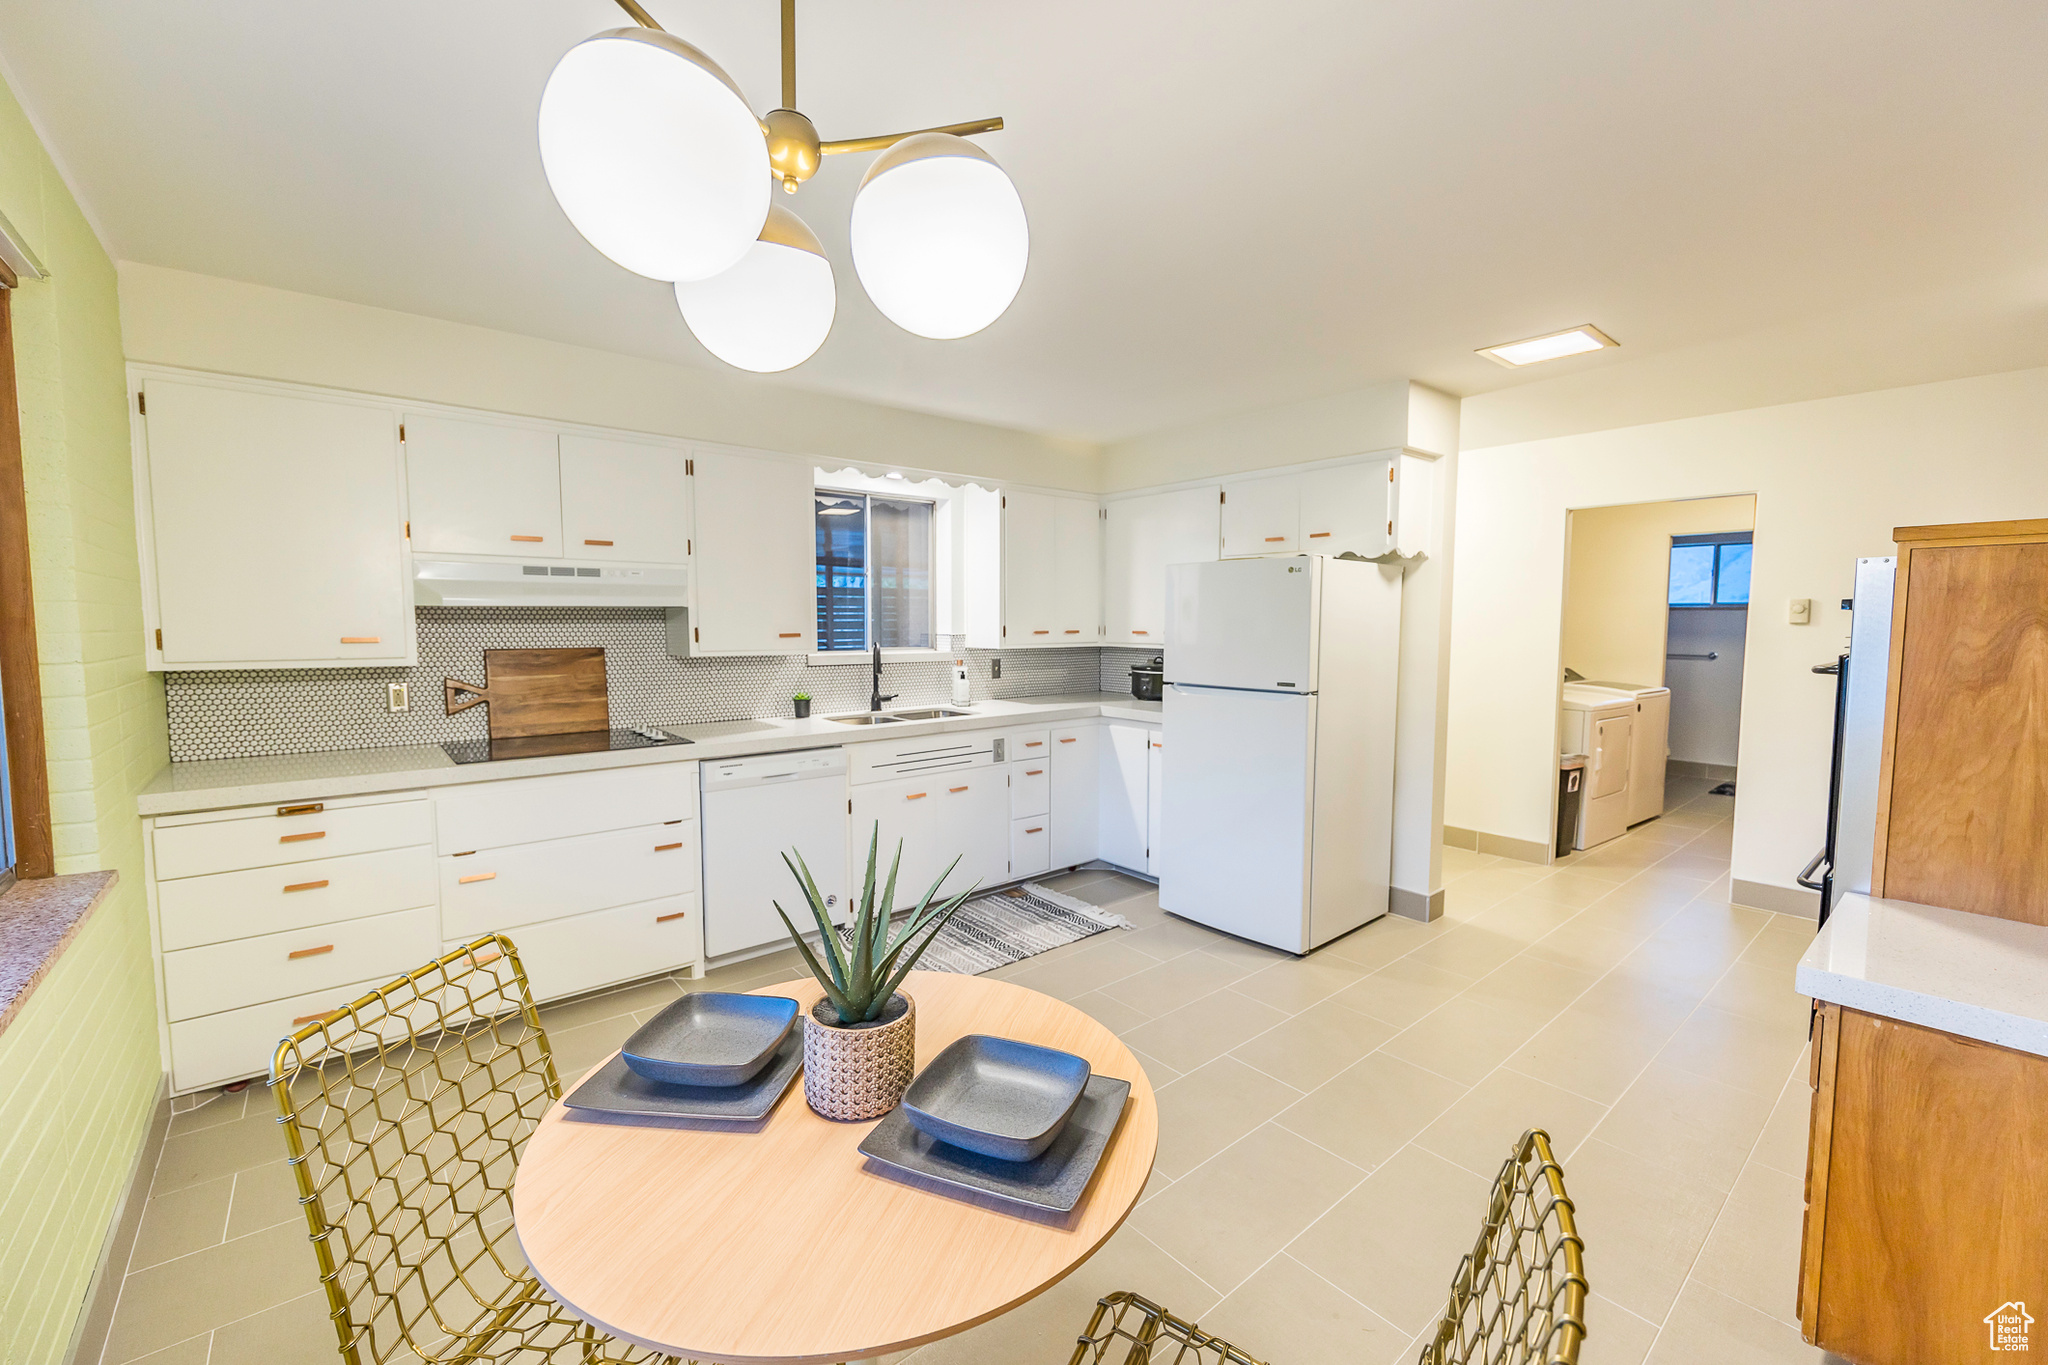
{"left": 1390, "top": 886, "right": 1445, "bottom": 922}
{"left": 1668, "top": 760, "right": 1738, "bottom": 782}
{"left": 66, "top": 1075, "right": 171, "bottom": 1365}
{"left": 1441, "top": 826, "right": 1477, "bottom": 851}
{"left": 1732, "top": 878, "right": 1821, "bottom": 919}
{"left": 1444, "top": 826, "right": 1553, "bottom": 866}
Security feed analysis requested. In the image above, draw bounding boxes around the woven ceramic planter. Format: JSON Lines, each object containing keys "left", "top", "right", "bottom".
{"left": 803, "top": 993, "right": 915, "bottom": 1121}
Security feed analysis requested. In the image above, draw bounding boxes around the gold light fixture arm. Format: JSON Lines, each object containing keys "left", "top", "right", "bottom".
{"left": 821, "top": 117, "right": 1004, "bottom": 155}
{"left": 781, "top": 0, "right": 797, "bottom": 110}
{"left": 610, "top": 0, "right": 663, "bottom": 30}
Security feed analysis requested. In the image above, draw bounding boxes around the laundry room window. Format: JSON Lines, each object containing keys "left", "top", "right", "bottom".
{"left": 815, "top": 491, "right": 935, "bottom": 651}
{"left": 1669, "top": 532, "right": 1753, "bottom": 607}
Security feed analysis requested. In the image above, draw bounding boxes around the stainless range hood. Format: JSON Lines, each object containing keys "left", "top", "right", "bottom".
{"left": 412, "top": 558, "right": 690, "bottom": 608}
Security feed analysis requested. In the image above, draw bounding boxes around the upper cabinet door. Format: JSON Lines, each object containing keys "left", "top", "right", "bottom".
{"left": 142, "top": 378, "right": 411, "bottom": 668}
{"left": 689, "top": 450, "right": 814, "bottom": 655}
{"left": 1298, "top": 460, "right": 1392, "bottom": 558}
{"left": 559, "top": 434, "right": 692, "bottom": 564}
{"left": 1104, "top": 486, "right": 1221, "bottom": 645}
{"left": 1220, "top": 473, "right": 1301, "bottom": 557}
{"left": 1002, "top": 490, "right": 1058, "bottom": 645}
{"left": 1053, "top": 496, "right": 1103, "bottom": 642}
{"left": 405, "top": 414, "right": 561, "bottom": 558}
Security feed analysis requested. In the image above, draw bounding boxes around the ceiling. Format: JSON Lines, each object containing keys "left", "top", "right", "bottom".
{"left": 0, "top": 0, "right": 2044, "bottom": 442}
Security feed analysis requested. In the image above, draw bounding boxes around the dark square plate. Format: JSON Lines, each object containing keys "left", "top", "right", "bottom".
{"left": 858, "top": 1074, "right": 1132, "bottom": 1213}
{"left": 621, "top": 992, "right": 800, "bottom": 1087}
{"left": 901, "top": 1034, "right": 1092, "bottom": 1161}
{"left": 564, "top": 1030, "right": 803, "bottom": 1122}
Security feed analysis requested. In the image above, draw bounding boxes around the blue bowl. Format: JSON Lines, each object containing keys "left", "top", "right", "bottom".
{"left": 621, "top": 992, "right": 801, "bottom": 1087}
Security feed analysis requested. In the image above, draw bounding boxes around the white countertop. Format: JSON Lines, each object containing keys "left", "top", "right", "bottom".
{"left": 1796, "top": 893, "right": 2048, "bottom": 1058}
{"left": 136, "top": 692, "right": 1164, "bottom": 818}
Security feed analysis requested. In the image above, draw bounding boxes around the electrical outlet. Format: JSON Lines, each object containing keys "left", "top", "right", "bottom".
{"left": 387, "top": 681, "right": 410, "bottom": 712}
{"left": 989, "top": 657, "right": 1002, "bottom": 679}
{"left": 1788, "top": 598, "right": 1812, "bottom": 625}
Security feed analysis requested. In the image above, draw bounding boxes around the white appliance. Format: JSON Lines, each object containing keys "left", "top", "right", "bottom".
{"left": 1156, "top": 556, "right": 1403, "bottom": 954}
{"left": 699, "top": 748, "right": 849, "bottom": 959}
{"left": 413, "top": 557, "right": 690, "bottom": 607}
{"left": 1560, "top": 684, "right": 1635, "bottom": 848}
{"left": 1581, "top": 680, "right": 1672, "bottom": 825}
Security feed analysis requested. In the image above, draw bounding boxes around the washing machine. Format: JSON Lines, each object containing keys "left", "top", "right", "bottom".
{"left": 1582, "top": 680, "right": 1672, "bottom": 826}
{"left": 1560, "top": 684, "right": 1636, "bottom": 849}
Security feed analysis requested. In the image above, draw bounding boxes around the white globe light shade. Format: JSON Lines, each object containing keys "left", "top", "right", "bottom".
{"left": 676, "top": 204, "right": 836, "bottom": 373}
{"left": 538, "top": 28, "right": 770, "bottom": 283}
{"left": 850, "top": 133, "right": 1028, "bottom": 339}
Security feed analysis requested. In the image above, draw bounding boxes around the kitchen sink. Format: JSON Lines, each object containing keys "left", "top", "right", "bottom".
{"left": 827, "top": 713, "right": 903, "bottom": 724}
{"left": 826, "top": 707, "right": 973, "bottom": 725}
{"left": 884, "top": 708, "right": 972, "bottom": 720}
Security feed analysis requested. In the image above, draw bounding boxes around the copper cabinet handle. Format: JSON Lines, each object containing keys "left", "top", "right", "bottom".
{"left": 906, "top": 792, "right": 926, "bottom": 800}
{"left": 277, "top": 803, "right": 323, "bottom": 817}
{"left": 1025, "top": 826, "right": 1044, "bottom": 834}
{"left": 950, "top": 786, "right": 969, "bottom": 793}
{"left": 1131, "top": 630, "right": 1149, "bottom": 635}
{"left": 655, "top": 911, "right": 688, "bottom": 923}
{"left": 1032, "top": 630, "right": 1050, "bottom": 634}
{"left": 1309, "top": 532, "right": 1332, "bottom": 538}
{"left": 1264, "top": 536, "right": 1285, "bottom": 542}
{"left": 288, "top": 944, "right": 334, "bottom": 960}
{"left": 654, "top": 842, "right": 683, "bottom": 851}
{"left": 1065, "top": 629, "right": 1081, "bottom": 634}
{"left": 293, "top": 1011, "right": 338, "bottom": 1026}
{"left": 340, "top": 637, "right": 380, "bottom": 644}
{"left": 510, "top": 535, "right": 543, "bottom": 543}
{"left": 1024, "top": 769, "right": 1043, "bottom": 776}
{"left": 1025, "top": 741, "right": 1043, "bottom": 747}
{"left": 472, "top": 950, "right": 502, "bottom": 968}
{"left": 584, "top": 539, "right": 614, "bottom": 546}
{"left": 280, "top": 831, "right": 326, "bottom": 844}
{"left": 283, "top": 879, "right": 330, "bottom": 893}
{"left": 458, "top": 872, "right": 496, "bottom": 884}
{"left": 779, "top": 632, "right": 802, "bottom": 638}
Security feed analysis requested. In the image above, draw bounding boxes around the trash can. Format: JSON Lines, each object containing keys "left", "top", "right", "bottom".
{"left": 1556, "top": 754, "right": 1587, "bottom": 857}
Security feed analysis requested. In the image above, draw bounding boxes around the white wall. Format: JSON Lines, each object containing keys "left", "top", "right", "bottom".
{"left": 1664, "top": 608, "right": 1748, "bottom": 766}
{"left": 116, "top": 263, "right": 1104, "bottom": 492}
{"left": 1449, "top": 365, "right": 2048, "bottom": 900}
{"left": 1561, "top": 496, "right": 1754, "bottom": 685}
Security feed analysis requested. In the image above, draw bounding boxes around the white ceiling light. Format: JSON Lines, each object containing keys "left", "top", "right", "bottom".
{"left": 537, "top": 27, "right": 769, "bottom": 283}
{"left": 1478, "top": 325, "right": 1619, "bottom": 367}
{"left": 676, "top": 204, "right": 835, "bottom": 372}
{"left": 851, "top": 134, "right": 1029, "bottom": 340}
{"left": 543, "top": 0, "right": 1024, "bottom": 367}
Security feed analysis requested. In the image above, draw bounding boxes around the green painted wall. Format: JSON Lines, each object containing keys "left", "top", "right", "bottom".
{"left": 0, "top": 69, "right": 166, "bottom": 1365}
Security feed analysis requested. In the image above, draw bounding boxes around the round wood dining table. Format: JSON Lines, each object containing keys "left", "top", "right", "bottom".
{"left": 513, "top": 970, "right": 1159, "bottom": 1365}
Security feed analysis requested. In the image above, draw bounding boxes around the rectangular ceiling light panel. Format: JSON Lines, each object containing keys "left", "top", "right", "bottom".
{"left": 1478, "top": 325, "right": 1617, "bottom": 367}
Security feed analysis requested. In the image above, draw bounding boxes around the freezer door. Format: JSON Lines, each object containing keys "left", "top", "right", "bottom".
{"left": 1166, "top": 558, "right": 1318, "bottom": 693}
{"left": 1157, "top": 683, "right": 1314, "bottom": 952}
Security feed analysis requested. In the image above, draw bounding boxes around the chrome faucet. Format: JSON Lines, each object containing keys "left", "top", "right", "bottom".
{"left": 870, "top": 642, "right": 898, "bottom": 713}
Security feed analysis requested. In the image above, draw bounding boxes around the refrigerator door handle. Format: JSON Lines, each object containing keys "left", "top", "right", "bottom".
{"left": 1796, "top": 848, "right": 1830, "bottom": 891}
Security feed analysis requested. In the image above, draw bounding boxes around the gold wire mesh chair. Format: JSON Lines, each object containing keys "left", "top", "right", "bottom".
{"left": 1070, "top": 1291, "right": 1268, "bottom": 1365}
{"left": 270, "top": 936, "right": 685, "bottom": 1365}
{"left": 1416, "top": 1128, "right": 1587, "bottom": 1365}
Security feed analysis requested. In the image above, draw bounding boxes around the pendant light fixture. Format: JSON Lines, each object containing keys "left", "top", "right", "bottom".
{"left": 542, "top": 0, "right": 1026, "bottom": 368}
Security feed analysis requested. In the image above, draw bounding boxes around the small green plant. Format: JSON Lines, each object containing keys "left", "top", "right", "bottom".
{"left": 792, "top": 691, "right": 811, "bottom": 701}
{"left": 776, "top": 824, "right": 977, "bottom": 1025}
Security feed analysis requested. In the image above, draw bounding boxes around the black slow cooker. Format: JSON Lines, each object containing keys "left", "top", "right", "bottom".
{"left": 1129, "top": 656, "right": 1164, "bottom": 701}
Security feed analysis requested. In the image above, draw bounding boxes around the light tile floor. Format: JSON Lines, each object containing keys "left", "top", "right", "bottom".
{"left": 97, "top": 776, "right": 1843, "bottom": 1365}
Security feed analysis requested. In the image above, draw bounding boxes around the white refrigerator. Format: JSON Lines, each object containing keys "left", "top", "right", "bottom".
{"left": 1158, "top": 556, "right": 1403, "bottom": 953}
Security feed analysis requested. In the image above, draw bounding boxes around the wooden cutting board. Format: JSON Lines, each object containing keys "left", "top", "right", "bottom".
{"left": 444, "top": 648, "right": 608, "bottom": 739}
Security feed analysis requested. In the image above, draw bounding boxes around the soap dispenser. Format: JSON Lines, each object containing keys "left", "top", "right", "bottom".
{"left": 951, "top": 659, "right": 972, "bottom": 706}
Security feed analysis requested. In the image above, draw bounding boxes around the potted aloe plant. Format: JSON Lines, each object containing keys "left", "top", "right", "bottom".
{"left": 775, "top": 826, "right": 977, "bottom": 1120}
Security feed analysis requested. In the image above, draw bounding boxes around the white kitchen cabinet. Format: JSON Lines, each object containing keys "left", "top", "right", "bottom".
{"left": 1104, "top": 486, "right": 1220, "bottom": 646}
{"left": 1048, "top": 723, "right": 1101, "bottom": 870}
{"left": 1220, "top": 474, "right": 1301, "bottom": 557}
{"left": 439, "top": 825, "right": 697, "bottom": 939}
{"left": 683, "top": 449, "right": 815, "bottom": 655}
{"left": 853, "top": 774, "right": 943, "bottom": 911}
{"left": 1298, "top": 460, "right": 1393, "bottom": 557}
{"left": 1010, "top": 818, "right": 1051, "bottom": 879}
{"left": 405, "top": 413, "right": 563, "bottom": 558}
{"left": 482, "top": 893, "right": 701, "bottom": 1005}
{"left": 1010, "top": 755, "right": 1051, "bottom": 819}
{"left": 1002, "top": 490, "right": 1059, "bottom": 644}
{"left": 139, "top": 377, "right": 413, "bottom": 669}
{"left": 1145, "top": 732, "right": 1164, "bottom": 877}
{"left": 1100, "top": 722, "right": 1156, "bottom": 872}
{"left": 934, "top": 773, "right": 1011, "bottom": 894}
{"left": 1054, "top": 495, "right": 1103, "bottom": 641}
{"left": 559, "top": 434, "right": 692, "bottom": 565}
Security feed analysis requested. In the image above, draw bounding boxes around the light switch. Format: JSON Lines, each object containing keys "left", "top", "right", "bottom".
{"left": 1788, "top": 598, "right": 1812, "bottom": 625}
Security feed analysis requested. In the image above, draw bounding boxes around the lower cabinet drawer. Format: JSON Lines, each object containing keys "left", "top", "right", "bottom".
{"left": 161, "top": 904, "right": 439, "bottom": 1023}
{"left": 471, "top": 893, "right": 701, "bottom": 1005}
{"left": 157, "top": 845, "right": 436, "bottom": 951}
{"left": 153, "top": 797, "right": 432, "bottom": 880}
{"left": 441, "top": 824, "right": 698, "bottom": 940}
{"left": 1011, "top": 817, "right": 1051, "bottom": 879}
{"left": 1011, "top": 761, "right": 1050, "bottom": 819}
{"left": 171, "top": 974, "right": 407, "bottom": 1093}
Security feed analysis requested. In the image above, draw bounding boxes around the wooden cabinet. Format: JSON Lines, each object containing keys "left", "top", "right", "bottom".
{"left": 1104, "top": 486, "right": 1221, "bottom": 646}
{"left": 1220, "top": 474, "right": 1300, "bottom": 557}
{"left": 139, "top": 377, "right": 413, "bottom": 669}
{"left": 1800, "top": 1002, "right": 2048, "bottom": 1361}
{"left": 685, "top": 449, "right": 815, "bottom": 655}
{"left": 1873, "top": 521, "right": 2048, "bottom": 924}
{"left": 559, "top": 434, "right": 692, "bottom": 565}
{"left": 405, "top": 413, "right": 563, "bottom": 558}
{"left": 1048, "top": 724, "right": 1101, "bottom": 870}
{"left": 1100, "top": 721, "right": 1157, "bottom": 872}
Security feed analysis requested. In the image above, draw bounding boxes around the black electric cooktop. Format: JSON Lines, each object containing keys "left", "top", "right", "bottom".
{"left": 440, "top": 727, "right": 694, "bottom": 765}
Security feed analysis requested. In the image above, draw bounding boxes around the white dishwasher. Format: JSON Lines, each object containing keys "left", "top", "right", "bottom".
{"left": 700, "top": 748, "right": 851, "bottom": 959}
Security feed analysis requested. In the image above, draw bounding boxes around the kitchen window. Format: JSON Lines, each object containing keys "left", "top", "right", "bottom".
{"left": 1669, "top": 532, "right": 1753, "bottom": 607}
{"left": 816, "top": 491, "right": 935, "bottom": 652}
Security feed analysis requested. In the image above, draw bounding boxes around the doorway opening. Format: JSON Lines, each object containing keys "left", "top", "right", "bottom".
{"left": 1557, "top": 495, "right": 1755, "bottom": 856}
